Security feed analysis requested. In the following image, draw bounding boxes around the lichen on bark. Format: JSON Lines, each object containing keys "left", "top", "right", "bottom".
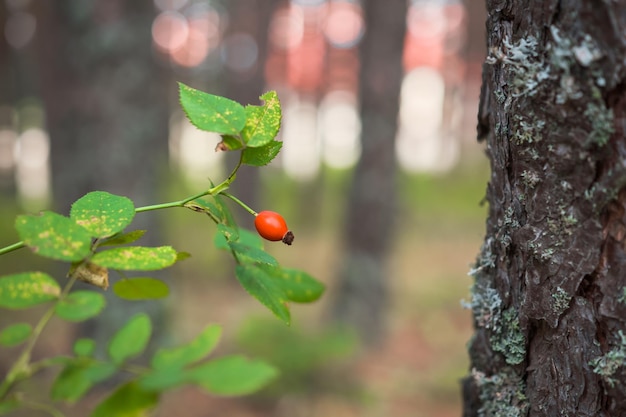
{"left": 464, "top": 1, "right": 626, "bottom": 416}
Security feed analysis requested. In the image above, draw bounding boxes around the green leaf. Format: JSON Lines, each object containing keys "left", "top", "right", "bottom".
{"left": 178, "top": 82, "right": 246, "bottom": 135}
{"left": 108, "top": 313, "right": 152, "bottom": 365}
{"left": 73, "top": 338, "right": 96, "bottom": 357}
{"left": 214, "top": 224, "right": 238, "bottom": 249}
{"left": 52, "top": 360, "right": 117, "bottom": 403}
{"left": 113, "top": 278, "right": 169, "bottom": 300}
{"left": 229, "top": 242, "right": 278, "bottom": 267}
{"left": 70, "top": 191, "right": 135, "bottom": 238}
{"left": 189, "top": 355, "right": 278, "bottom": 396}
{"left": 235, "top": 265, "right": 290, "bottom": 325}
{"left": 242, "top": 140, "right": 283, "bottom": 167}
{"left": 0, "top": 398, "right": 20, "bottom": 414}
{"left": 274, "top": 268, "right": 325, "bottom": 303}
{"left": 241, "top": 91, "right": 282, "bottom": 147}
{"left": 55, "top": 291, "right": 106, "bottom": 322}
{"left": 91, "top": 246, "right": 178, "bottom": 271}
{"left": 138, "top": 368, "right": 188, "bottom": 392}
{"left": 99, "top": 230, "right": 146, "bottom": 247}
{"left": 189, "top": 194, "right": 238, "bottom": 227}
{"left": 219, "top": 135, "right": 244, "bottom": 150}
{"left": 0, "top": 272, "right": 60, "bottom": 309}
{"left": 15, "top": 212, "right": 92, "bottom": 261}
{"left": 91, "top": 382, "right": 158, "bottom": 417}
{"left": 152, "top": 324, "right": 222, "bottom": 371}
{"left": 236, "top": 228, "right": 264, "bottom": 249}
{"left": 0, "top": 323, "right": 32, "bottom": 347}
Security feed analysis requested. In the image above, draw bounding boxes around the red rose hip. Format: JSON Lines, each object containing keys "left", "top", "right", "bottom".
{"left": 254, "top": 211, "right": 294, "bottom": 245}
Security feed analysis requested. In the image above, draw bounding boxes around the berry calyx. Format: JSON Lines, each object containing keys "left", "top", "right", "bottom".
{"left": 254, "top": 211, "right": 294, "bottom": 245}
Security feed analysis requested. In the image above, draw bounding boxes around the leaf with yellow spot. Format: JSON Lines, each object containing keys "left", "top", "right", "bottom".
{"left": 240, "top": 91, "right": 282, "bottom": 148}
{"left": 178, "top": 82, "right": 246, "bottom": 135}
{"left": 91, "top": 246, "right": 178, "bottom": 271}
{"left": 15, "top": 212, "right": 92, "bottom": 261}
{"left": 70, "top": 191, "right": 135, "bottom": 238}
{"left": 0, "top": 272, "right": 60, "bottom": 309}
{"left": 273, "top": 268, "right": 325, "bottom": 303}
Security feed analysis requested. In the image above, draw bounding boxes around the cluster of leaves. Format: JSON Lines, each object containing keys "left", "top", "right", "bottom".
{"left": 0, "top": 84, "right": 325, "bottom": 416}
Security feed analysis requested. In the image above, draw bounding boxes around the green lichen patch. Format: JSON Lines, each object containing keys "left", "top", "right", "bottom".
{"left": 492, "top": 308, "right": 527, "bottom": 366}
{"left": 589, "top": 330, "right": 626, "bottom": 388}
{"left": 472, "top": 367, "right": 529, "bottom": 417}
{"left": 551, "top": 286, "right": 571, "bottom": 316}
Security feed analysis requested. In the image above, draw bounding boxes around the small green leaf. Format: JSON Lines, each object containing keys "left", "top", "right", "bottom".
{"left": 242, "top": 140, "right": 283, "bottom": 166}
{"left": 189, "top": 195, "right": 238, "bottom": 227}
{"left": 73, "top": 338, "right": 96, "bottom": 357}
{"left": 235, "top": 265, "right": 290, "bottom": 325}
{"left": 274, "top": 268, "right": 325, "bottom": 303}
{"left": 152, "top": 324, "right": 222, "bottom": 370}
{"left": 99, "top": 230, "right": 146, "bottom": 247}
{"left": 0, "top": 323, "right": 32, "bottom": 347}
{"left": 91, "top": 382, "right": 158, "bottom": 417}
{"left": 229, "top": 242, "right": 278, "bottom": 267}
{"left": 236, "top": 228, "right": 264, "bottom": 249}
{"left": 176, "top": 251, "right": 191, "bottom": 262}
{"left": 219, "top": 135, "right": 244, "bottom": 150}
{"left": 113, "top": 278, "right": 169, "bottom": 300}
{"left": 241, "top": 91, "right": 282, "bottom": 147}
{"left": 15, "top": 212, "right": 92, "bottom": 261}
{"left": 0, "top": 397, "right": 20, "bottom": 414}
{"left": 189, "top": 355, "right": 278, "bottom": 396}
{"left": 91, "top": 246, "right": 178, "bottom": 271}
{"left": 55, "top": 291, "right": 106, "bottom": 322}
{"left": 138, "top": 368, "right": 188, "bottom": 392}
{"left": 178, "top": 82, "right": 246, "bottom": 135}
{"left": 108, "top": 313, "right": 152, "bottom": 365}
{"left": 214, "top": 224, "right": 238, "bottom": 249}
{"left": 0, "top": 272, "right": 60, "bottom": 309}
{"left": 52, "top": 360, "right": 117, "bottom": 403}
{"left": 70, "top": 191, "right": 135, "bottom": 238}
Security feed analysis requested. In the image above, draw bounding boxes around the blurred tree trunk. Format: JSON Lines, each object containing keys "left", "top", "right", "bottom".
{"left": 32, "top": 1, "right": 170, "bottom": 355}
{"left": 330, "top": 0, "right": 406, "bottom": 345}
{"left": 463, "top": 1, "right": 626, "bottom": 415}
{"left": 222, "top": 0, "right": 277, "bottom": 217}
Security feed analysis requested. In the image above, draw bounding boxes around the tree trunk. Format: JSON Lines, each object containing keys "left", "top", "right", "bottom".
{"left": 330, "top": 0, "right": 406, "bottom": 345}
{"left": 32, "top": 0, "right": 170, "bottom": 356}
{"left": 463, "top": 1, "right": 626, "bottom": 416}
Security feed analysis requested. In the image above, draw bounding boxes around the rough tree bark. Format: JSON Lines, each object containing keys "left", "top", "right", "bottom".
{"left": 330, "top": 0, "right": 406, "bottom": 345}
{"left": 463, "top": 1, "right": 626, "bottom": 416}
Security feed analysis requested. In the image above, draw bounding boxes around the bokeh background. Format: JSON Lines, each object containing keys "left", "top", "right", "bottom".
{"left": 0, "top": 1, "right": 488, "bottom": 416}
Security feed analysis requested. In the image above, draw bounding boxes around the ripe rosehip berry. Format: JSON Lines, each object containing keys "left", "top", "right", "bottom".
{"left": 254, "top": 211, "right": 294, "bottom": 245}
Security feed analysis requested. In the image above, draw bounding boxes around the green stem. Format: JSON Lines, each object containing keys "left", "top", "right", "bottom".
{"left": 0, "top": 241, "right": 25, "bottom": 256}
{"left": 134, "top": 189, "right": 212, "bottom": 213}
{"left": 221, "top": 192, "right": 258, "bottom": 216}
{"left": 0, "top": 274, "right": 79, "bottom": 400}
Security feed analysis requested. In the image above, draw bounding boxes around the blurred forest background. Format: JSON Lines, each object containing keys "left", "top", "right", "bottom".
{"left": 0, "top": 1, "right": 489, "bottom": 416}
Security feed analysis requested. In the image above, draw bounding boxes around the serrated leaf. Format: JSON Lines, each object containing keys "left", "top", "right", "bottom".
{"left": 99, "top": 230, "right": 146, "bottom": 247}
{"left": 189, "top": 355, "right": 278, "bottom": 396}
{"left": 242, "top": 140, "right": 283, "bottom": 167}
{"left": 74, "top": 338, "right": 96, "bottom": 357}
{"left": 90, "top": 381, "right": 158, "bottom": 417}
{"left": 241, "top": 91, "right": 281, "bottom": 147}
{"left": 229, "top": 242, "right": 278, "bottom": 267}
{"left": 235, "top": 265, "right": 290, "bottom": 325}
{"left": 178, "top": 82, "right": 246, "bottom": 135}
{"left": 0, "top": 272, "right": 60, "bottom": 309}
{"left": 274, "top": 268, "right": 325, "bottom": 303}
{"left": 113, "top": 278, "right": 169, "bottom": 300}
{"left": 70, "top": 191, "right": 135, "bottom": 238}
{"left": 152, "top": 324, "right": 222, "bottom": 371}
{"left": 91, "top": 246, "right": 178, "bottom": 271}
{"left": 55, "top": 291, "right": 106, "bottom": 322}
{"left": 108, "top": 314, "right": 152, "bottom": 365}
{"left": 15, "top": 212, "right": 92, "bottom": 261}
{"left": 51, "top": 360, "right": 117, "bottom": 403}
{"left": 0, "top": 323, "right": 32, "bottom": 347}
